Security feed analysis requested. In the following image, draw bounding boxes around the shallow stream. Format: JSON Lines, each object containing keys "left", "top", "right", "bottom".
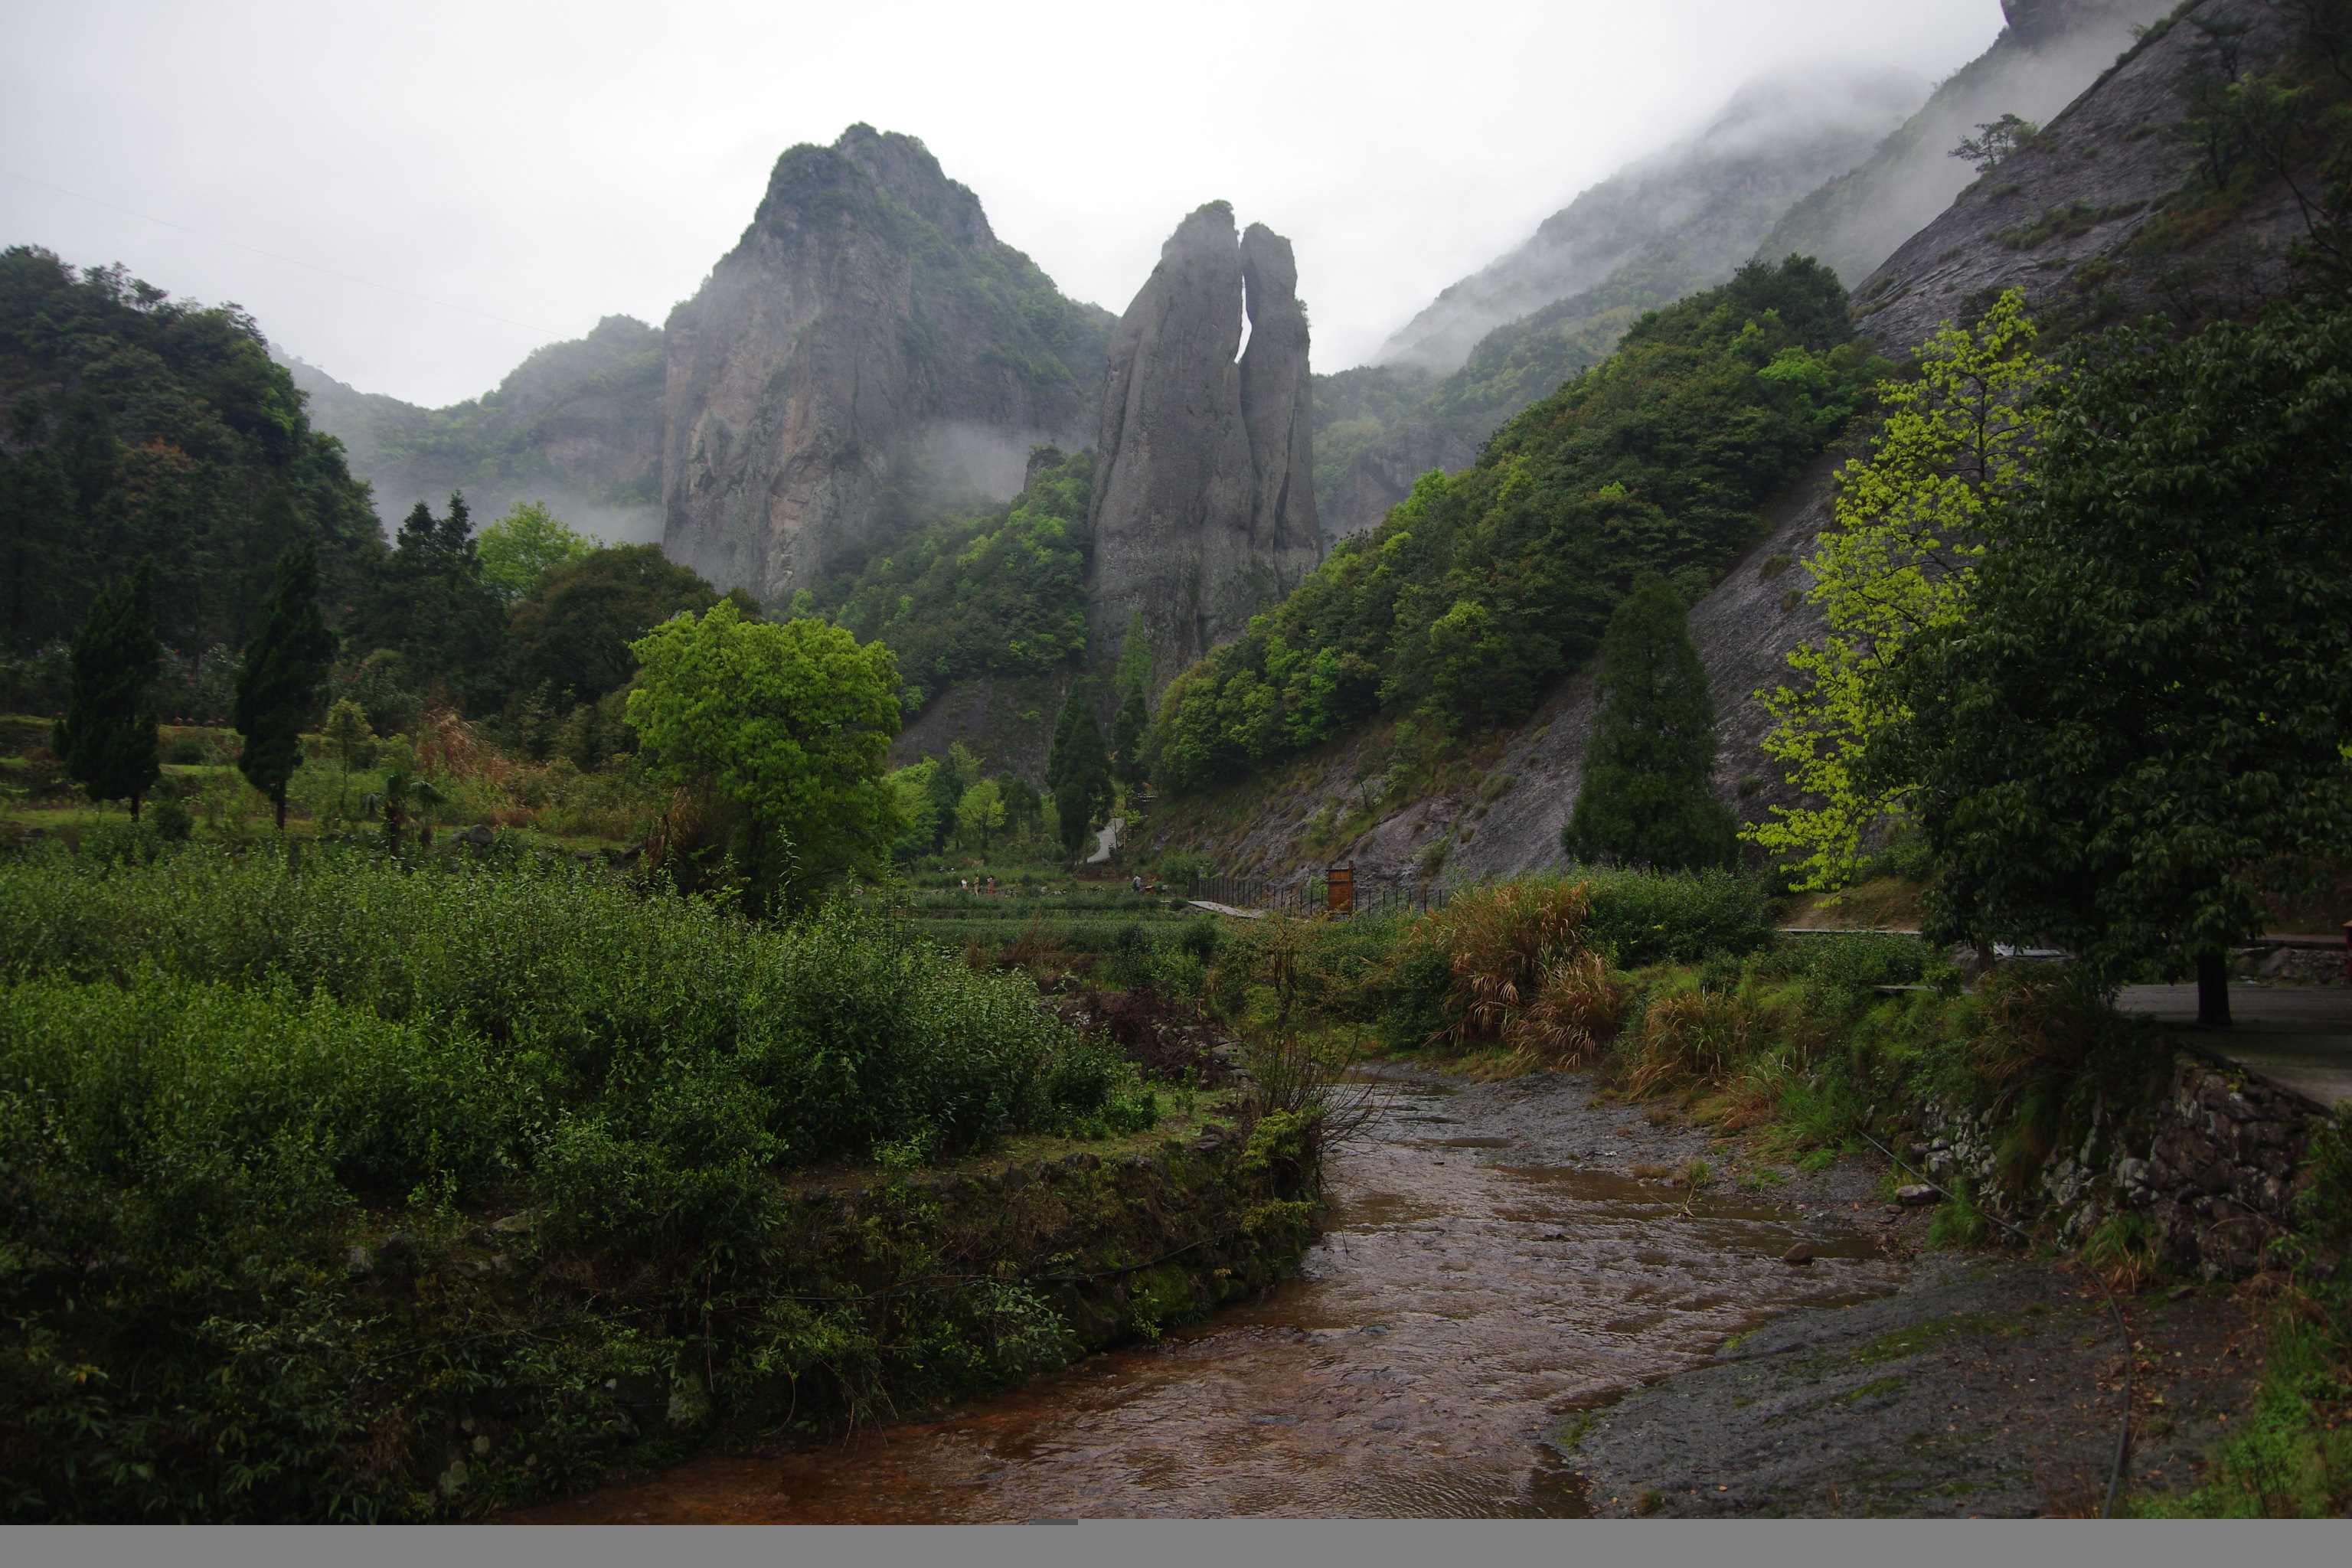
{"left": 518, "top": 1074, "right": 1904, "bottom": 1522}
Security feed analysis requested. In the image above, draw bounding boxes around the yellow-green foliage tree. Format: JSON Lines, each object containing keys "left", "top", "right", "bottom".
{"left": 1747, "top": 291, "right": 2053, "bottom": 891}
{"left": 627, "top": 599, "right": 904, "bottom": 904}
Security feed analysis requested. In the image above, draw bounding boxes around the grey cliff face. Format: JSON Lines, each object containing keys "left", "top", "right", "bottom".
{"left": 661, "top": 126, "right": 1109, "bottom": 603}
{"left": 1756, "top": 0, "right": 2177, "bottom": 289}
{"left": 1088, "top": 204, "right": 1322, "bottom": 694}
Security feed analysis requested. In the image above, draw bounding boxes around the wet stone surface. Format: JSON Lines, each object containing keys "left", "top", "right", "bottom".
{"left": 1569, "top": 1255, "right": 2264, "bottom": 1517}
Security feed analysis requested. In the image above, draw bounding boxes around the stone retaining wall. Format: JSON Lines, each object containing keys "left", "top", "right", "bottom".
{"left": 1908, "top": 1049, "right": 2333, "bottom": 1281}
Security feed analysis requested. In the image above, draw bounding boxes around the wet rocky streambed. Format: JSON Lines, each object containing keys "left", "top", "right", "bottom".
{"left": 514, "top": 1069, "right": 2264, "bottom": 1521}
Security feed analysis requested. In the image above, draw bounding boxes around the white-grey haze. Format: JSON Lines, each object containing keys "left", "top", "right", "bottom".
{"left": 0, "top": 0, "right": 2008, "bottom": 410}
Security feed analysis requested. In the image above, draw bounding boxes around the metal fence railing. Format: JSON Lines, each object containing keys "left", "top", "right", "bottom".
{"left": 1176, "top": 869, "right": 1449, "bottom": 920}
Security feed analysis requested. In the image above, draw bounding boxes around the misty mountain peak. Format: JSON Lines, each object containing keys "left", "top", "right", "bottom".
{"left": 667, "top": 129, "right": 1110, "bottom": 601}
{"left": 1372, "top": 62, "right": 1927, "bottom": 374}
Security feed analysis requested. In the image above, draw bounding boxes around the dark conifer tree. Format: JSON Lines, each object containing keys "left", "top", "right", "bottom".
{"left": 1110, "top": 684, "right": 1149, "bottom": 787}
{"left": 235, "top": 540, "right": 336, "bottom": 831}
{"left": 54, "top": 559, "right": 162, "bottom": 817}
{"left": 1047, "top": 680, "right": 1113, "bottom": 858}
{"left": 351, "top": 493, "right": 506, "bottom": 713}
{"left": 1563, "top": 573, "right": 1735, "bottom": 871}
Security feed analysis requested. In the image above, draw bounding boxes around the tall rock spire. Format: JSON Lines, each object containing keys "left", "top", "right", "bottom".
{"left": 1087, "top": 203, "right": 1321, "bottom": 694}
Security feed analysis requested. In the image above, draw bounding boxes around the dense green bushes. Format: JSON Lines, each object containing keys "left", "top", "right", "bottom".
{"left": 0, "top": 847, "right": 1194, "bottom": 1521}
{"left": 1148, "top": 259, "right": 1882, "bottom": 791}
{"left": 0, "top": 849, "right": 1116, "bottom": 1217}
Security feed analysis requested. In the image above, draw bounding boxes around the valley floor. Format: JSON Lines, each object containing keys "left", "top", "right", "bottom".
{"left": 509, "top": 1062, "right": 2268, "bottom": 1521}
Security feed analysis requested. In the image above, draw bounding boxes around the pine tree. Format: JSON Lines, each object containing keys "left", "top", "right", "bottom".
{"left": 1563, "top": 573, "right": 1735, "bottom": 871}
{"left": 54, "top": 559, "right": 162, "bottom": 817}
{"left": 235, "top": 540, "right": 337, "bottom": 831}
{"left": 1047, "top": 681, "right": 1114, "bottom": 859}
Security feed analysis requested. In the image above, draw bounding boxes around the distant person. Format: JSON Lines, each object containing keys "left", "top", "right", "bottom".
{"left": 1132, "top": 874, "right": 1144, "bottom": 894}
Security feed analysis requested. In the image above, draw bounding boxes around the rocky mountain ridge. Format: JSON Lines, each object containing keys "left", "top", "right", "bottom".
{"left": 659, "top": 126, "right": 1115, "bottom": 603}
{"left": 1312, "top": 4, "right": 2180, "bottom": 541}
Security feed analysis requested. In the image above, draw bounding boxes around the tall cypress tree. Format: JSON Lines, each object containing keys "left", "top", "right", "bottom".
{"left": 54, "top": 559, "right": 162, "bottom": 818}
{"left": 1563, "top": 573, "right": 1735, "bottom": 871}
{"left": 1110, "top": 684, "right": 1149, "bottom": 788}
{"left": 235, "top": 540, "right": 337, "bottom": 831}
{"left": 1047, "top": 680, "right": 1112, "bottom": 859}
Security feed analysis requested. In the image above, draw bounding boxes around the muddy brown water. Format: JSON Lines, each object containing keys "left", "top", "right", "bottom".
{"left": 517, "top": 1076, "right": 1904, "bottom": 1523}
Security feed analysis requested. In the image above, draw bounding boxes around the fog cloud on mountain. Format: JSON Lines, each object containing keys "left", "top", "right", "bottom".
{"left": 1, "top": 1, "right": 2010, "bottom": 408}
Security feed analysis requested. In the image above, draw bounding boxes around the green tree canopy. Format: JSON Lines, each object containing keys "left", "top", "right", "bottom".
{"left": 1110, "top": 684, "right": 1149, "bottom": 788}
{"left": 505, "top": 543, "right": 727, "bottom": 707}
{"left": 627, "top": 599, "right": 904, "bottom": 904}
{"left": 1749, "top": 289, "right": 2054, "bottom": 891}
{"left": 234, "top": 541, "right": 337, "bottom": 830}
{"left": 0, "top": 247, "right": 384, "bottom": 655}
{"left": 1882, "top": 302, "right": 2352, "bottom": 1024}
{"left": 1563, "top": 573, "right": 1734, "bottom": 871}
{"left": 54, "top": 559, "right": 162, "bottom": 818}
{"left": 475, "top": 500, "right": 595, "bottom": 603}
{"left": 956, "top": 777, "right": 1007, "bottom": 851}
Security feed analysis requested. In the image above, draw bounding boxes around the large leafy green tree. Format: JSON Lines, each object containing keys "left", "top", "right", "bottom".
{"left": 505, "top": 543, "right": 730, "bottom": 706}
{"left": 54, "top": 560, "right": 162, "bottom": 817}
{"left": 475, "top": 500, "right": 594, "bottom": 603}
{"left": 1563, "top": 573, "right": 1734, "bottom": 871}
{"left": 1882, "top": 303, "right": 2352, "bottom": 1026}
{"left": 1749, "top": 290, "right": 2053, "bottom": 891}
{"left": 627, "top": 599, "right": 903, "bottom": 906}
{"left": 234, "top": 541, "right": 337, "bottom": 831}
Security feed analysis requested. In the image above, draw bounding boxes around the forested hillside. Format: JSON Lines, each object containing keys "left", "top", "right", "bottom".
{"left": 806, "top": 448, "right": 1095, "bottom": 712}
{"left": 1153, "top": 258, "right": 1879, "bottom": 792}
{"left": 0, "top": 247, "right": 385, "bottom": 689}
{"left": 284, "top": 314, "right": 667, "bottom": 544}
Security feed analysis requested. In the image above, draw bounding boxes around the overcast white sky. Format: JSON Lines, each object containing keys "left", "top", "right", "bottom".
{"left": 2, "top": 1, "right": 2007, "bottom": 408}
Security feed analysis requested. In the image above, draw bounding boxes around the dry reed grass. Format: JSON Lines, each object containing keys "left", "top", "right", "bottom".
{"left": 1502, "top": 949, "right": 1625, "bottom": 1068}
{"left": 1418, "top": 880, "right": 1600, "bottom": 1051}
{"left": 1619, "top": 988, "right": 1759, "bottom": 1099}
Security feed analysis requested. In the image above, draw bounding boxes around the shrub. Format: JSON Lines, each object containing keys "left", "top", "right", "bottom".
{"left": 0, "top": 851, "right": 1073, "bottom": 1196}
